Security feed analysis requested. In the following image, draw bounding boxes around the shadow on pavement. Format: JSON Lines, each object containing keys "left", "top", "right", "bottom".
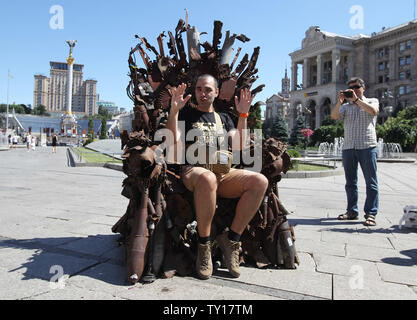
{"left": 0, "top": 234, "right": 130, "bottom": 286}
{"left": 381, "top": 249, "right": 417, "bottom": 266}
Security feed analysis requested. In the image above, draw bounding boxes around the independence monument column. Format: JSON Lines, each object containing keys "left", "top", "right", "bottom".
{"left": 61, "top": 40, "right": 77, "bottom": 139}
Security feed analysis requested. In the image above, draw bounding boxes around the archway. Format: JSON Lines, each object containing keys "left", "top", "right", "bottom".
{"left": 321, "top": 97, "right": 332, "bottom": 125}
{"left": 306, "top": 100, "right": 316, "bottom": 129}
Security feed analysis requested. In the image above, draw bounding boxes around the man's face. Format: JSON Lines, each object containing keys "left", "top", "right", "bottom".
{"left": 348, "top": 80, "right": 365, "bottom": 97}
{"left": 195, "top": 77, "right": 219, "bottom": 109}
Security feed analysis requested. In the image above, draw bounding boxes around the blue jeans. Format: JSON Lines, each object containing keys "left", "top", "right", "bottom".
{"left": 342, "top": 147, "right": 379, "bottom": 216}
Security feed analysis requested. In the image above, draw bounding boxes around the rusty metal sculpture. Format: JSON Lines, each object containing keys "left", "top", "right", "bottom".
{"left": 112, "top": 17, "right": 299, "bottom": 284}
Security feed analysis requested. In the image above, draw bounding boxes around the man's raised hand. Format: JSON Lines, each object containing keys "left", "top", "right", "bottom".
{"left": 235, "top": 88, "right": 254, "bottom": 115}
{"left": 169, "top": 83, "right": 192, "bottom": 113}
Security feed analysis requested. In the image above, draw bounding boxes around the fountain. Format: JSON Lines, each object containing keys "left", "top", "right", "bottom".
{"left": 377, "top": 138, "right": 402, "bottom": 159}
{"left": 318, "top": 137, "right": 344, "bottom": 158}
{"left": 318, "top": 137, "right": 410, "bottom": 161}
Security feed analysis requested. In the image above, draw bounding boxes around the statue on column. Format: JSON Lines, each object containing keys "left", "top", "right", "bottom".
{"left": 66, "top": 40, "right": 77, "bottom": 57}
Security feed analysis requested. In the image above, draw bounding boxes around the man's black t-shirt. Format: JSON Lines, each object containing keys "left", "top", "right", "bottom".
{"left": 178, "top": 106, "right": 235, "bottom": 146}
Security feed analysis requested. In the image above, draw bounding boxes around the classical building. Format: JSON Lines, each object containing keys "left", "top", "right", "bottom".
{"left": 264, "top": 69, "right": 291, "bottom": 126}
{"left": 33, "top": 62, "right": 97, "bottom": 116}
{"left": 288, "top": 19, "right": 417, "bottom": 130}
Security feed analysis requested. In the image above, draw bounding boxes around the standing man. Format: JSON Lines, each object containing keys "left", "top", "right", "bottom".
{"left": 331, "top": 77, "right": 379, "bottom": 227}
{"left": 166, "top": 74, "right": 268, "bottom": 279}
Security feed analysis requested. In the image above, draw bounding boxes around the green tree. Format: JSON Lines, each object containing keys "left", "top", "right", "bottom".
{"left": 271, "top": 113, "right": 289, "bottom": 142}
{"left": 248, "top": 104, "right": 262, "bottom": 133}
{"left": 88, "top": 118, "right": 94, "bottom": 138}
{"left": 32, "top": 104, "right": 50, "bottom": 116}
{"left": 289, "top": 115, "right": 305, "bottom": 146}
{"left": 100, "top": 117, "right": 107, "bottom": 139}
{"left": 376, "top": 104, "right": 417, "bottom": 151}
{"left": 98, "top": 105, "right": 112, "bottom": 120}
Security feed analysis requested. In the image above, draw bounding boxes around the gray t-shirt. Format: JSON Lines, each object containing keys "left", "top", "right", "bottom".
{"left": 339, "top": 97, "right": 379, "bottom": 150}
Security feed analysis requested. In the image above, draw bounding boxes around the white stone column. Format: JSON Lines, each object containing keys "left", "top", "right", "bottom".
{"left": 291, "top": 61, "right": 298, "bottom": 91}
{"left": 332, "top": 49, "right": 341, "bottom": 83}
{"left": 315, "top": 104, "right": 321, "bottom": 129}
{"left": 316, "top": 54, "right": 322, "bottom": 86}
{"left": 347, "top": 52, "right": 354, "bottom": 80}
{"left": 66, "top": 59, "right": 74, "bottom": 115}
{"left": 303, "top": 58, "right": 309, "bottom": 89}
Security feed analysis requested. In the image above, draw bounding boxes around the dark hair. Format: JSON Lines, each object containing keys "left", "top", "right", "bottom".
{"left": 347, "top": 77, "right": 365, "bottom": 87}
{"left": 196, "top": 74, "right": 218, "bottom": 89}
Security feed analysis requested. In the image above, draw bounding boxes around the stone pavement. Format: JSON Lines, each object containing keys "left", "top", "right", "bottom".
{"left": 0, "top": 146, "right": 416, "bottom": 300}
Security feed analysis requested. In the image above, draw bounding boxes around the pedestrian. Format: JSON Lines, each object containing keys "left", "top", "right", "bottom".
{"left": 31, "top": 135, "right": 36, "bottom": 151}
{"left": 26, "top": 132, "right": 32, "bottom": 152}
{"left": 166, "top": 74, "right": 268, "bottom": 279}
{"left": 331, "top": 77, "right": 380, "bottom": 227}
{"left": 12, "top": 135, "right": 18, "bottom": 148}
{"left": 8, "top": 134, "right": 12, "bottom": 148}
{"left": 52, "top": 134, "right": 58, "bottom": 154}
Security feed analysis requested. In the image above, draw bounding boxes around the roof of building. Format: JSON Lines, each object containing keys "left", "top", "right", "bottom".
{"left": 14, "top": 114, "right": 102, "bottom": 133}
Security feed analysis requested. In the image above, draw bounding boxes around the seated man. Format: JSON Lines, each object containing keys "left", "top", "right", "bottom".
{"left": 166, "top": 74, "right": 268, "bottom": 279}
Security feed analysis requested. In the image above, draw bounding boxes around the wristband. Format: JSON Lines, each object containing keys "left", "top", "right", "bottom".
{"left": 239, "top": 113, "right": 249, "bottom": 118}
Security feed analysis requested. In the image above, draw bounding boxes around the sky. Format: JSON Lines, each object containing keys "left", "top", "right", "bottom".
{"left": 0, "top": 0, "right": 416, "bottom": 112}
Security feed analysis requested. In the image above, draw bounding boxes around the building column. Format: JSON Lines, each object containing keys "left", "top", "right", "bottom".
{"left": 316, "top": 54, "right": 322, "bottom": 86}
{"left": 389, "top": 44, "right": 396, "bottom": 81}
{"left": 303, "top": 58, "right": 309, "bottom": 89}
{"left": 315, "top": 104, "right": 322, "bottom": 129}
{"left": 291, "top": 61, "right": 298, "bottom": 91}
{"left": 332, "top": 49, "right": 341, "bottom": 83}
{"left": 347, "top": 52, "right": 354, "bottom": 80}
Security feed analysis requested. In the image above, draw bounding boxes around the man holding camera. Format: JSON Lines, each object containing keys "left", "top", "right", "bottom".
{"left": 331, "top": 77, "right": 379, "bottom": 227}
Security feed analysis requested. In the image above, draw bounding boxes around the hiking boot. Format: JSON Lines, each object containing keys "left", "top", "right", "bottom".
{"left": 196, "top": 242, "right": 213, "bottom": 280}
{"left": 216, "top": 232, "right": 241, "bottom": 278}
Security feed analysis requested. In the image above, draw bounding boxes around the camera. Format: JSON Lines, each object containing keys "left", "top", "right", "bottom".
{"left": 342, "top": 90, "right": 353, "bottom": 98}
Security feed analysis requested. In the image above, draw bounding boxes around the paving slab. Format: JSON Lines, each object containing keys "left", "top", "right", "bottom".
{"left": 239, "top": 268, "right": 332, "bottom": 300}
{"left": 377, "top": 263, "right": 417, "bottom": 286}
{"left": 0, "top": 266, "right": 51, "bottom": 300}
{"left": 333, "top": 274, "right": 417, "bottom": 300}
{"left": 294, "top": 238, "right": 346, "bottom": 257}
{"left": 346, "top": 243, "right": 412, "bottom": 264}
{"left": 313, "top": 253, "right": 380, "bottom": 280}
{"left": 320, "top": 230, "right": 394, "bottom": 249}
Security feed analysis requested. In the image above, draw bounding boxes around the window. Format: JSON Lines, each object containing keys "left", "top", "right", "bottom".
{"left": 406, "top": 40, "right": 411, "bottom": 49}
{"left": 406, "top": 56, "right": 411, "bottom": 65}
{"left": 406, "top": 85, "right": 411, "bottom": 94}
{"left": 378, "top": 62, "right": 384, "bottom": 71}
{"left": 406, "top": 69, "right": 411, "bottom": 79}
{"left": 399, "top": 57, "right": 405, "bottom": 66}
{"left": 385, "top": 75, "right": 390, "bottom": 82}
{"left": 385, "top": 62, "right": 390, "bottom": 69}
{"left": 385, "top": 48, "right": 390, "bottom": 56}
{"left": 399, "top": 86, "right": 405, "bottom": 95}
{"left": 378, "top": 49, "right": 384, "bottom": 58}
{"left": 378, "top": 75, "right": 384, "bottom": 83}
{"left": 400, "top": 42, "right": 405, "bottom": 52}
{"left": 399, "top": 71, "right": 405, "bottom": 80}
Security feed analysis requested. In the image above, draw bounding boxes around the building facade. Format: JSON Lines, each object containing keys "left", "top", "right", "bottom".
{"left": 288, "top": 19, "right": 417, "bottom": 130}
{"left": 97, "top": 101, "right": 119, "bottom": 115}
{"left": 264, "top": 69, "right": 291, "bottom": 125}
{"left": 33, "top": 62, "right": 97, "bottom": 116}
